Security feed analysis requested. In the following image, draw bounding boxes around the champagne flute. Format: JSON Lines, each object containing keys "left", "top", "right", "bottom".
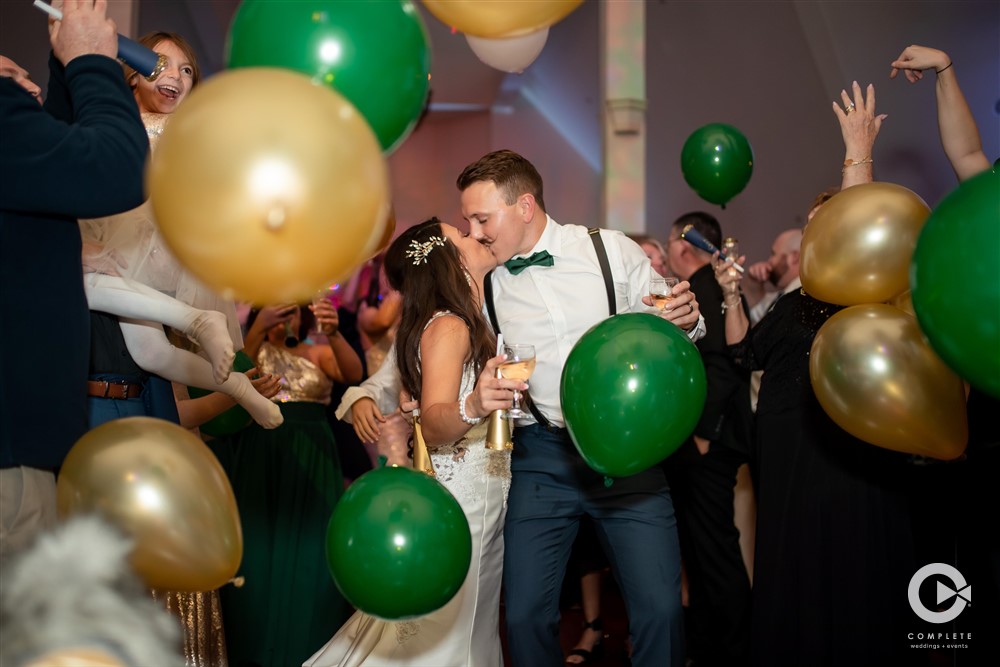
{"left": 649, "top": 272, "right": 680, "bottom": 311}
{"left": 722, "top": 238, "right": 740, "bottom": 278}
{"left": 499, "top": 343, "right": 536, "bottom": 419}
{"left": 311, "top": 283, "right": 338, "bottom": 335}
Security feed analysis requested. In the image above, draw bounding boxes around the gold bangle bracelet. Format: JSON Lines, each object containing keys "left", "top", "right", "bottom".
{"left": 842, "top": 157, "right": 874, "bottom": 173}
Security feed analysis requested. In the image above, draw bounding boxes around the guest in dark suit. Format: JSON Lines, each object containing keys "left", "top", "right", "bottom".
{"left": 664, "top": 211, "right": 753, "bottom": 666}
{"left": 0, "top": 0, "right": 148, "bottom": 566}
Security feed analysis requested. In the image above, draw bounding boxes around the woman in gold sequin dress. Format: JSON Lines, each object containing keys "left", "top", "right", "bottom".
{"left": 220, "top": 303, "right": 363, "bottom": 667}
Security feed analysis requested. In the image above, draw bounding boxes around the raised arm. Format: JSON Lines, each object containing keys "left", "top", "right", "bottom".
{"left": 357, "top": 290, "right": 402, "bottom": 339}
{"left": 890, "top": 45, "right": 991, "bottom": 182}
{"left": 312, "top": 299, "right": 363, "bottom": 384}
{"left": 832, "top": 81, "right": 887, "bottom": 190}
{"left": 1, "top": 1, "right": 147, "bottom": 217}
{"left": 243, "top": 304, "right": 295, "bottom": 361}
{"left": 714, "top": 254, "right": 750, "bottom": 346}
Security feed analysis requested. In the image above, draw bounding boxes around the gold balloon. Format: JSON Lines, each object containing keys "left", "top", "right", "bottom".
{"left": 422, "top": 0, "right": 583, "bottom": 38}
{"left": 890, "top": 290, "right": 914, "bottom": 316}
{"left": 371, "top": 206, "right": 396, "bottom": 259}
{"left": 148, "top": 68, "right": 390, "bottom": 306}
{"left": 800, "top": 182, "right": 930, "bottom": 306}
{"left": 24, "top": 648, "right": 125, "bottom": 667}
{"left": 809, "top": 304, "right": 967, "bottom": 460}
{"left": 57, "top": 418, "right": 243, "bottom": 591}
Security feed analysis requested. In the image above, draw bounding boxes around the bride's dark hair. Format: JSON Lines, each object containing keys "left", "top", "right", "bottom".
{"left": 385, "top": 218, "right": 495, "bottom": 401}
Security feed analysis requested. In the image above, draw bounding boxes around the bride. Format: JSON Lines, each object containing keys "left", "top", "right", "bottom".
{"left": 305, "top": 218, "right": 525, "bottom": 667}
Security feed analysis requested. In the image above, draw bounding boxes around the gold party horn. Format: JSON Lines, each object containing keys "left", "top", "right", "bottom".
{"left": 411, "top": 408, "right": 436, "bottom": 476}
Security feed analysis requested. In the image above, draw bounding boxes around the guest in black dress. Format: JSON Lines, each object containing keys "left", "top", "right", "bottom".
{"left": 713, "top": 81, "right": 918, "bottom": 667}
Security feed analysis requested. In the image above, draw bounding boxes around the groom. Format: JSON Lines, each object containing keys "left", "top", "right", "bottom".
{"left": 457, "top": 150, "right": 705, "bottom": 667}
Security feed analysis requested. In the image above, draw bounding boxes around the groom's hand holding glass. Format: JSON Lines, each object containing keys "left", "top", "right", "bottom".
{"left": 642, "top": 273, "right": 702, "bottom": 331}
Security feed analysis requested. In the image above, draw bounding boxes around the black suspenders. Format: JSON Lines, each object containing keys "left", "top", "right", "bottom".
{"left": 483, "top": 228, "right": 616, "bottom": 428}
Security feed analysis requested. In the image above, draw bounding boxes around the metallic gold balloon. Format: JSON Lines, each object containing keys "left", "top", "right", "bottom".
{"left": 889, "top": 290, "right": 914, "bottom": 316}
{"left": 24, "top": 648, "right": 125, "bottom": 667}
{"left": 809, "top": 304, "right": 967, "bottom": 460}
{"left": 370, "top": 206, "right": 397, "bottom": 259}
{"left": 422, "top": 0, "right": 583, "bottom": 38}
{"left": 800, "top": 182, "right": 930, "bottom": 306}
{"left": 57, "top": 418, "right": 243, "bottom": 591}
{"left": 148, "top": 68, "right": 390, "bottom": 306}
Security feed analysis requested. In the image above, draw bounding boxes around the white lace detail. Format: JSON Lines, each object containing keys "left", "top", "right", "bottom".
{"left": 431, "top": 425, "right": 511, "bottom": 506}
{"left": 395, "top": 620, "right": 419, "bottom": 644}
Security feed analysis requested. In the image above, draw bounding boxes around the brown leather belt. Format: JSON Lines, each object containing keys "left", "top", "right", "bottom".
{"left": 87, "top": 380, "right": 143, "bottom": 400}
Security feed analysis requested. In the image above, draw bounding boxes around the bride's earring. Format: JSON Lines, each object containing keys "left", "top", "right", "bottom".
{"left": 463, "top": 269, "right": 473, "bottom": 287}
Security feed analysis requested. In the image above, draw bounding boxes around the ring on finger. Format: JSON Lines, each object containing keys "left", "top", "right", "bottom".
{"left": 846, "top": 102, "right": 856, "bottom": 113}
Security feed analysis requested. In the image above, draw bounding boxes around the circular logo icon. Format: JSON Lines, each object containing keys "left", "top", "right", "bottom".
{"left": 908, "top": 563, "right": 971, "bottom": 624}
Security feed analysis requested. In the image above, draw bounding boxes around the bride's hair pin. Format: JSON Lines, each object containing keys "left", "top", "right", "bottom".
{"left": 405, "top": 236, "right": 446, "bottom": 265}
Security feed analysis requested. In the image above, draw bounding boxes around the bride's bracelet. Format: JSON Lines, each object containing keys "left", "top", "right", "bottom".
{"left": 458, "top": 389, "right": 482, "bottom": 425}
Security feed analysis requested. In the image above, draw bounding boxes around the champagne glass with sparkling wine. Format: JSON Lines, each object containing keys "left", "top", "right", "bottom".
{"left": 722, "top": 237, "right": 740, "bottom": 277}
{"left": 500, "top": 343, "right": 536, "bottom": 419}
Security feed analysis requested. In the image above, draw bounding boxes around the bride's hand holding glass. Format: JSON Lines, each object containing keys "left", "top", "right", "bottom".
{"left": 462, "top": 353, "right": 525, "bottom": 424}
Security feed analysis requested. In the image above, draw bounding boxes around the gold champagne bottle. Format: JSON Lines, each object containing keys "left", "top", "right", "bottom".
{"left": 485, "top": 368, "right": 513, "bottom": 451}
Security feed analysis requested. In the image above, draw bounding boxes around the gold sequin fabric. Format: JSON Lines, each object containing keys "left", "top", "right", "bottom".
{"left": 142, "top": 112, "right": 170, "bottom": 151}
{"left": 258, "top": 343, "right": 333, "bottom": 405}
{"left": 152, "top": 589, "right": 228, "bottom": 667}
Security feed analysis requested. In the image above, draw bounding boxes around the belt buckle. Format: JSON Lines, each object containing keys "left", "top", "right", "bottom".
{"left": 117, "top": 379, "right": 134, "bottom": 399}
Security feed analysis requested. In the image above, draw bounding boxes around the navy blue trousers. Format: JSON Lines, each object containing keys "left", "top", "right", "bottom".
{"left": 502, "top": 424, "right": 684, "bottom": 667}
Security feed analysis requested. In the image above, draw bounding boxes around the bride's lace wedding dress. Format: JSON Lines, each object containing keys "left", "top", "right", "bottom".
{"left": 305, "top": 314, "right": 510, "bottom": 667}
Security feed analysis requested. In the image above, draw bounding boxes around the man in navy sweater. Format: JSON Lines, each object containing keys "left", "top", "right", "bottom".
{"left": 0, "top": 0, "right": 148, "bottom": 566}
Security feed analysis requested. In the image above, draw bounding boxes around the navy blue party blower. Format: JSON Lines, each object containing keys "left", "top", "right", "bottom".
{"left": 681, "top": 224, "right": 745, "bottom": 273}
{"left": 33, "top": 0, "right": 166, "bottom": 80}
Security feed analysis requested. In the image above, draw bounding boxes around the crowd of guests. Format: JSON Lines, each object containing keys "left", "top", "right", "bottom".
{"left": 0, "top": 5, "right": 995, "bottom": 667}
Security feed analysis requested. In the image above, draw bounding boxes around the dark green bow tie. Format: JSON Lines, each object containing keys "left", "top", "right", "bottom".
{"left": 504, "top": 250, "right": 554, "bottom": 275}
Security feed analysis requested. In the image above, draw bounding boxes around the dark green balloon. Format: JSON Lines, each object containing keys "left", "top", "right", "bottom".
{"left": 911, "top": 169, "right": 1000, "bottom": 398}
{"left": 188, "top": 350, "right": 255, "bottom": 438}
{"left": 561, "top": 314, "right": 707, "bottom": 477}
{"left": 326, "top": 465, "right": 471, "bottom": 619}
{"left": 680, "top": 123, "right": 754, "bottom": 206}
{"left": 226, "top": 0, "right": 431, "bottom": 153}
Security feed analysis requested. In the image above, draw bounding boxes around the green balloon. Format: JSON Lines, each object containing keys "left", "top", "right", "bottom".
{"left": 326, "top": 465, "right": 471, "bottom": 619}
{"left": 911, "top": 169, "right": 1000, "bottom": 398}
{"left": 188, "top": 350, "right": 255, "bottom": 438}
{"left": 680, "top": 123, "right": 754, "bottom": 206}
{"left": 226, "top": 0, "right": 431, "bottom": 153}
{"left": 561, "top": 314, "right": 707, "bottom": 477}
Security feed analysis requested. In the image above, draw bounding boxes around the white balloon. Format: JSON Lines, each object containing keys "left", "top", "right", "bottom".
{"left": 466, "top": 28, "right": 549, "bottom": 74}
